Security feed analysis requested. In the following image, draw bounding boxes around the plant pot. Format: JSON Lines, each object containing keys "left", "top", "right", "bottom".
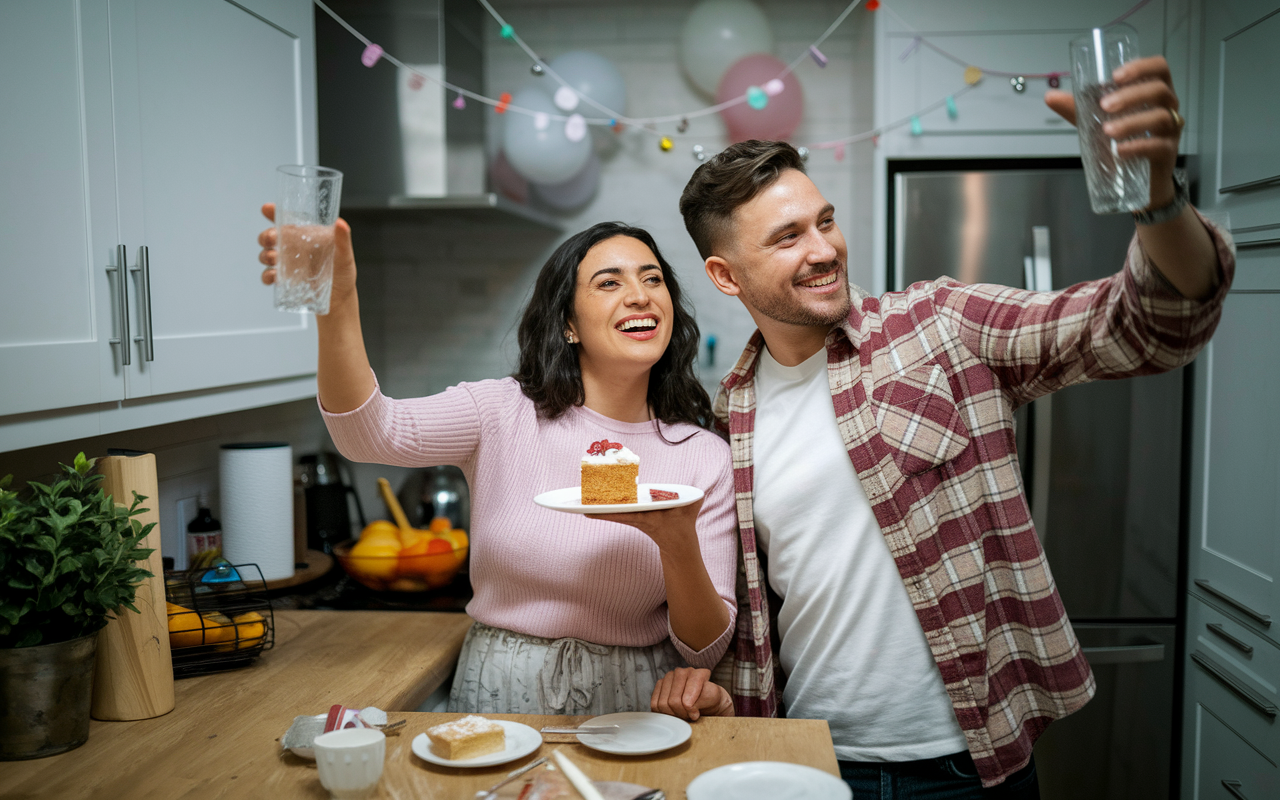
{"left": 0, "top": 628, "right": 101, "bottom": 760}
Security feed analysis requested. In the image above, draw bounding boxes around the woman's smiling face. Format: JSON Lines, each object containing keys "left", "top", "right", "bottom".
{"left": 567, "top": 235, "right": 674, "bottom": 377}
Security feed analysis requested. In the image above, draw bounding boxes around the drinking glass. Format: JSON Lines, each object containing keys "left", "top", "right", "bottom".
{"left": 1069, "top": 25, "right": 1150, "bottom": 213}
{"left": 275, "top": 165, "right": 343, "bottom": 314}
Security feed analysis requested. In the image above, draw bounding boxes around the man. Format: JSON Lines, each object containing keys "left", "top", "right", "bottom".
{"left": 649, "top": 56, "right": 1233, "bottom": 796}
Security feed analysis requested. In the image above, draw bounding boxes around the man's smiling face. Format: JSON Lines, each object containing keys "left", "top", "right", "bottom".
{"left": 724, "top": 168, "right": 851, "bottom": 329}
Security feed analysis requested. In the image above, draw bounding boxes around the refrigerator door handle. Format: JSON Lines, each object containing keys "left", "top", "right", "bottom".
{"left": 1027, "top": 227, "right": 1053, "bottom": 544}
{"left": 1221, "top": 779, "right": 1251, "bottom": 800}
{"left": 1081, "top": 643, "right": 1165, "bottom": 664}
{"left": 1206, "top": 623, "right": 1254, "bottom": 654}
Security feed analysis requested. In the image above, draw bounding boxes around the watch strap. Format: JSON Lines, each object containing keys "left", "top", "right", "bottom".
{"left": 1133, "top": 168, "right": 1189, "bottom": 226}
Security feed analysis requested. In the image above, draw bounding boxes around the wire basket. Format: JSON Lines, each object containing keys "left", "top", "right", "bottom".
{"left": 164, "top": 562, "right": 275, "bottom": 678}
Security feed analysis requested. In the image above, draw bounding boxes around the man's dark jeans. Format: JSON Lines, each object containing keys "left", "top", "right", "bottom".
{"left": 838, "top": 752, "right": 1040, "bottom": 799}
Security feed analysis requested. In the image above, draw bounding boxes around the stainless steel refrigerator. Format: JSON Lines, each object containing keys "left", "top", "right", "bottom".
{"left": 892, "top": 163, "right": 1183, "bottom": 799}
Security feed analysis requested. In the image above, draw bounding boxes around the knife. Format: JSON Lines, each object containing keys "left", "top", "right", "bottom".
{"left": 473, "top": 756, "right": 547, "bottom": 800}
{"left": 552, "top": 750, "right": 606, "bottom": 800}
{"left": 539, "top": 725, "right": 621, "bottom": 735}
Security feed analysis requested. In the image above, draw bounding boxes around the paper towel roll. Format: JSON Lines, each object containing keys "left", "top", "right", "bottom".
{"left": 220, "top": 443, "right": 295, "bottom": 581}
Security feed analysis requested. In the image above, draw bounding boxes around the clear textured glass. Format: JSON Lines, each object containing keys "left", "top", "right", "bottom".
{"left": 1069, "top": 25, "right": 1150, "bottom": 214}
{"left": 275, "top": 165, "right": 343, "bottom": 314}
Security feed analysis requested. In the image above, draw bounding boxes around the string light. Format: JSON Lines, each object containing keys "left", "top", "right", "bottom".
{"left": 659, "top": 137, "right": 674, "bottom": 152}
{"left": 746, "top": 87, "right": 769, "bottom": 110}
{"left": 946, "top": 95, "right": 958, "bottom": 120}
{"left": 311, "top": 0, "right": 1151, "bottom": 162}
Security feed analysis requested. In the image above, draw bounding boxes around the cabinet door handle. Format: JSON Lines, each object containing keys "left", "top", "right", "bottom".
{"left": 1081, "top": 643, "right": 1165, "bottom": 664}
{"left": 1206, "top": 623, "right": 1254, "bottom": 654}
{"left": 1222, "top": 779, "right": 1249, "bottom": 800}
{"left": 107, "top": 244, "right": 131, "bottom": 366}
{"left": 1191, "top": 650, "right": 1277, "bottom": 717}
{"left": 1194, "top": 579, "right": 1272, "bottom": 627}
{"left": 130, "top": 246, "right": 155, "bottom": 362}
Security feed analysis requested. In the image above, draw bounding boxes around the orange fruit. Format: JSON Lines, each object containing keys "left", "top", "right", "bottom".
{"left": 232, "top": 611, "right": 266, "bottom": 649}
{"left": 360, "top": 520, "right": 401, "bottom": 543}
{"left": 398, "top": 536, "right": 456, "bottom": 578}
{"left": 438, "top": 529, "right": 469, "bottom": 565}
{"left": 428, "top": 516, "right": 452, "bottom": 533}
{"left": 348, "top": 537, "right": 402, "bottom": 580}
{"left": 167, "top": 602, "right": 236, "bottom": 650}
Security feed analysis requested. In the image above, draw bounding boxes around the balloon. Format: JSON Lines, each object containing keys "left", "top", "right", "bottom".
{"left": 547, "top": 51, "right": 627, "bottom": 117}
{"left": 489, "top": 150, "right": 529, "bottom": 204}
{"left": 532, "top": 152, "right": 601, "bottom": 211}
{"left": 502, "top": 88, "right": 592, "bottom": 185}
{"left": 716, "top": 54, "right": 804, "bottom": 142}
{"left": 679, "top": 0, "right": 774, "bottom": 97}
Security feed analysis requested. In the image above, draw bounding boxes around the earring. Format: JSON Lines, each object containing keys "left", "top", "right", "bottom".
{"left": 564, "top": 331, "right": 576, "bottom": 344}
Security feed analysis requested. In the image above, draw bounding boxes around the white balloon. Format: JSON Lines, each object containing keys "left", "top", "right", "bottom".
{"left": 547, "top": 51, "right": 627, "bottom": 117}
{"left": 532, "top": 152, "right": 601, "bottom": 211}
{"left": 503, "top": 88, "right": 592, "bottom": 185}
{"left": 679, "top": 0, "right": 774, "bottom": 97}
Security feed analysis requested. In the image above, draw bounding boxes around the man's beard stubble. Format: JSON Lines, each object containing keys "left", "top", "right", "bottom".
{"left": 742, "top": 264, "right": 853, "bottom": 328}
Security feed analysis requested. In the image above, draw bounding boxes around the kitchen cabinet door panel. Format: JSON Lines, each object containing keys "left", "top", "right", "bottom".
{"left": 112, "top": 0, "right": 318, "bottom": 398}
{"left": 0, "top": 0, "right": 122, "bottom": 417}
{"left": 1187, "top": 257, "right": 1280, "bottom": 636}
{"left": 1185, "top": 704, "right": 1278, "bottom": 800}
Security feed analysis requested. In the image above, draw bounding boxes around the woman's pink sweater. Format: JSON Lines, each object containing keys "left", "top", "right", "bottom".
{"left": 321, "top": 377, "right": 737, "bottom": 668}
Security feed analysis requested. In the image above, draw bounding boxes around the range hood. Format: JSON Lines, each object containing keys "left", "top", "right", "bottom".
{"left": 315, "top": 0, "right": 558, "bottom": 229}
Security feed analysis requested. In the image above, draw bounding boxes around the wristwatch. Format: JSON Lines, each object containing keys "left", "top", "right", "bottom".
{"left": 1133, "top": 168, "right": 1189, "bottom": 225}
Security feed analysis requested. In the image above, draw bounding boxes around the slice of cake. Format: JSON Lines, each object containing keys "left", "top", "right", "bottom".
{"left": 426, "top": 715, "right": 505, "bottom": 760}
{"left": 581, "top": 439, "right": 639, "bottom": 504}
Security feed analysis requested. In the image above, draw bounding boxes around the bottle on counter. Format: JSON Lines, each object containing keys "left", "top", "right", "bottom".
{"left": 187, "top": 500, "right": 223, "bottom": 570}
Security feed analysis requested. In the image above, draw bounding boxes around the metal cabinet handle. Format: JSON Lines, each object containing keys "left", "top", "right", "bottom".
{"left": 1194, "top": 579, "right": 1272, "bottom": 627}
{"left": 1222, "top": 779, "right": 1249, "bottom": 800}
{"left": 1191, "top": 650, "right": 1278, "bottom": 717}
{"left": 130, "top": 246, "right": 155, "bottom": 362}
{"left": 1207, "top": 623, "right": 1254, "bottom": 655}
{"left": 106, "top": 244, "right": 131, "bottom": 366}
{"left": 1026, "top": 226, "right": 1053, "bottom": 546}
{"left": 1081, "top": 643, "right": 1165, "bottom": 664}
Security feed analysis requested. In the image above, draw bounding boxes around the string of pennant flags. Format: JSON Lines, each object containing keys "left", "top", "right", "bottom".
{"left": 313, "top": 0, "right": 1154, "bottom": 162}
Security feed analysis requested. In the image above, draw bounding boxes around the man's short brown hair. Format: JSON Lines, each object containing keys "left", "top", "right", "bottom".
{"left": 679, "top": 139, "right": 806, "bottom": 260}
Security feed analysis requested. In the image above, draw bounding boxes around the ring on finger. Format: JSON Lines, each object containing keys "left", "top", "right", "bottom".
{"left": 1168, "top": 107, "right": 1184, "bottom": 131}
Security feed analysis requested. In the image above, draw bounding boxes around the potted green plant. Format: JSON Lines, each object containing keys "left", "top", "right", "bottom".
{"left": 0, "top": 453, "right": 154, "bottom": 760}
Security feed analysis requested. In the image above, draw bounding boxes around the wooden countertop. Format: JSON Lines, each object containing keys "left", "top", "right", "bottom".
{"left": 1, "top": 610, "right": 473, "bottom": 799}
{"left": 347, "top": 713, "right": 840, "bottom": 799}
{"left": 1, "top": 609, "right": 842, "bottom": 799}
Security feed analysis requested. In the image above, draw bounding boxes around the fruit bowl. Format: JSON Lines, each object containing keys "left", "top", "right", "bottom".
{"left": 333, "top": 534, "right": 468, "bottom": 593}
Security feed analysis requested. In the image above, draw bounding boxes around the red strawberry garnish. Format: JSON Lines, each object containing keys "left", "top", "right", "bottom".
{"left": 649, "top": 489, "right": 679, "bottom": 502}
{"left": 586, "top": 439, "right": 623, "bottom": 456}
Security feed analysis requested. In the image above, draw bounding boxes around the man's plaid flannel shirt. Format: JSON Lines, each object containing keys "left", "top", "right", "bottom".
{"left": 711, "top": 213, "right": 1235, "bottom": 786}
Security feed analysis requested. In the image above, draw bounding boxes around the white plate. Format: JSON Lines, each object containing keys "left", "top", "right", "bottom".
{"left": 411, "top": 720, "right": 541, "bottom": 768}
{"left": 686, "top": 761, "right": 852, "bottom": 800}
{"left": 574, "top": 712, "right": 692, "bottom": 755}
{"left": 534, "top": 483, "right": 703, "bottom": 514}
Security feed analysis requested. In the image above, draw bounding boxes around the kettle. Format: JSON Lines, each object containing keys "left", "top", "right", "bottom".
{"left": 397, "top": 466, "right": 470, "bottom": 533}
{"left": 298, "top": 452, "right": 366, "bottom": 554}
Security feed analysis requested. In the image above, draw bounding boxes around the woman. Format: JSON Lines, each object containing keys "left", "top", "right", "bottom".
{"left": 256, "top": 207, "right": 736, "bottom": 716}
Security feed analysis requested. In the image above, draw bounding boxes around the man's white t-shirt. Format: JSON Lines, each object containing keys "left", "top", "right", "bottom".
{"left": 752, "top": 346, "right": 968, "bottom": 762}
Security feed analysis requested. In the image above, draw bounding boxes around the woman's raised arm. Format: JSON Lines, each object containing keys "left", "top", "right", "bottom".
{"left": 257, "top": 203, "right": 375, "bottom": 412}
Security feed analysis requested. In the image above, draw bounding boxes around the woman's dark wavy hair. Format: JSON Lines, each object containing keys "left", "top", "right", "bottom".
{"left": 513, "top": 221, "right": 713, "bottom": 432}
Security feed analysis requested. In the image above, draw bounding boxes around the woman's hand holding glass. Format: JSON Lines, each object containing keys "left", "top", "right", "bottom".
{"left": 256, "top": 202, "right": 358, "bottom": 304}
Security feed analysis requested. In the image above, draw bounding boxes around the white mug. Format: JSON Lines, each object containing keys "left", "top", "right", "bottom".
{"left": 313, "top": 728, "right": 386, "bottom": 800}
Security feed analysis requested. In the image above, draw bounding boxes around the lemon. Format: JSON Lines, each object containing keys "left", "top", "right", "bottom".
{"left": 232, "top": 611, "right": 266, "bottom": 649}
{"left": 348, "top": 537, "right": 401, "bottom": 580}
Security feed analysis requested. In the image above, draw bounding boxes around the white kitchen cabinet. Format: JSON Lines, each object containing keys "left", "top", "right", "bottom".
{"left": 0, "top": 0, "right": 318, "bottom": 447}
{"left": 1186, "top": 253, "right": 1280, "bottom": 635}
{"left": 1182, "top": 594, "right": 1279, "bottom": 798}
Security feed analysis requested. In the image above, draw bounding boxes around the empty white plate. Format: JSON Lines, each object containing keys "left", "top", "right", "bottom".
{"left": 686, "top": 762, "right": 852, "bottom": 800}
{"left": 411, "top": 720, "right": 541, "bottom": 768}
{"left": 533, "top": 483, "right": 703, "bottom": 514}
{"left": 574, "top": 712, "right": 692, "bottom": 755}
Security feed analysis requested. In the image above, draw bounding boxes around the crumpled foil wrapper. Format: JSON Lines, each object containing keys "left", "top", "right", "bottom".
{"left": 281, "top": 706, "right": 387, "bottom": 759}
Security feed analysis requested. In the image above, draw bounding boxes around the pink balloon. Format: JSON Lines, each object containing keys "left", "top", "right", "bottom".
{"left": 716, "top": 54, "right": 804, "bottom": 142}
{"left": 489, "top": 150, "right": 529, "bottom": 204}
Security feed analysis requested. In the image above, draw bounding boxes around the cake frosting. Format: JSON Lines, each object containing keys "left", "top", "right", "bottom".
{"left": 581, "top": 439, "right": 639, "bottom": 504}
